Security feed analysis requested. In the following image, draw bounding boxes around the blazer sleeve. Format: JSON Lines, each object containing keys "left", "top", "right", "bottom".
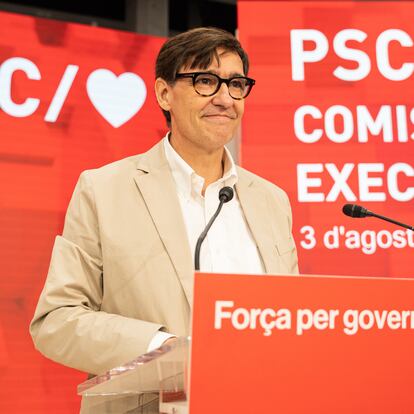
{"left": 282, "top": 190, "right": 299, "bottom": 275}
{"left": 29, "top": 171, "right": 164, "bottom": 375}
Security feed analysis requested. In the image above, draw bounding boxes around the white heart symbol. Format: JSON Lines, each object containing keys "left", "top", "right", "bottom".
{"left": 86, "top": 69, "right": 147, "bottom": 128}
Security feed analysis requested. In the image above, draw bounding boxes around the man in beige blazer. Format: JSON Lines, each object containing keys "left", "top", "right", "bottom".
{"left": 30, "top": 27, "right": 298, "bottom": 410}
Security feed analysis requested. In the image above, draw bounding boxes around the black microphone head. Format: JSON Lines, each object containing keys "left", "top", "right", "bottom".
{"left": 219, "top": 186, "right": 234, "bottom": 203}
{"left": 342, "top": 204, "right": 369, "bottom": 218}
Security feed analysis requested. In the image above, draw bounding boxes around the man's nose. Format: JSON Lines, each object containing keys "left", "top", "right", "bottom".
{"left": 212, "top": 82, "right": 234, "bottom": 107}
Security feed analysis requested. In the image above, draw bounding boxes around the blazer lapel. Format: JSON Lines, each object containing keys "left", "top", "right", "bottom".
{"left": 236, "top": 169, "right": 280, "bottom": 274}
{"left": 133, "top": 141, "right": 194, "bottom": 305}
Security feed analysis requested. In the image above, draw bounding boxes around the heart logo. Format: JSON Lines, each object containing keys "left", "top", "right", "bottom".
{"left": 86, "top": 69, "right": 147, "bottom": 128}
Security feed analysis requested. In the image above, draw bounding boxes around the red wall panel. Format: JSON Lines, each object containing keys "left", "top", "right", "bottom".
{"left": 239, "top": 1, "right": 414, "bottom": 278}
{"left": 0, "top": 11, "right": 166, "bottom": 412}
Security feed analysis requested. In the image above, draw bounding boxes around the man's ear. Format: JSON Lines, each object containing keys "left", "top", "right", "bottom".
{"left": 154, "top": 78, "right": 172, "bottom": 111}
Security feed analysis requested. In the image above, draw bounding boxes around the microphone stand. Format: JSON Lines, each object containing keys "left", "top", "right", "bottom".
{"left": 369, "top": 211, "right": 414, "bottom": 232}
{"left": 194, "top": 186, "right": 234, "bottom": 271}
{"left": 194, "top": 199, "right": 225, "bottom": 271}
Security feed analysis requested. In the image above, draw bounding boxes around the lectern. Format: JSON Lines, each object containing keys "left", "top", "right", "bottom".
{"left": 79, "top": 273, "right": 414, "bottom": 414}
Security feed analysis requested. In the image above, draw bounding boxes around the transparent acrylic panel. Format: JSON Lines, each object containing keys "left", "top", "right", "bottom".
{"left": 77, "top": 337, "right": 190, "bottom": 414}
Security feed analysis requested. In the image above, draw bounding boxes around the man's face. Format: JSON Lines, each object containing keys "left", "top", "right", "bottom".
{"left": 166, "top": 49, "right": 245, "bottom": 154}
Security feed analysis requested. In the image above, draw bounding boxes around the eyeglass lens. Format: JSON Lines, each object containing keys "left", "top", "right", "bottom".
{"left": 194, "top": 73, "right": 250, "bottom": 99}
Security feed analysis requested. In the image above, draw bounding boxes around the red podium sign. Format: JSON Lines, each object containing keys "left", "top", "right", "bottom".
{"left": 190, "top": 273, "right": 414, "bottom": 413}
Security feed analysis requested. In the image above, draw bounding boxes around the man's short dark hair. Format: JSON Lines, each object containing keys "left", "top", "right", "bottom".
{"left": 155, "top": 27, "right": 250, "bottom": 126}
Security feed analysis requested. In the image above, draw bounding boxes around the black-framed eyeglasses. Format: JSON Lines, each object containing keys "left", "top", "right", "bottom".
{"left": 175, "top": 72, "right": 256, "bottom": 100}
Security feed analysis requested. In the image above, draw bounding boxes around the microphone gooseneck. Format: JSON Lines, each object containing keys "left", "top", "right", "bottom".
{"left": 342, "top": 204, "right": 414, "bottom": 231}
{"left": 194, "top": 186, "right": 234, "bottom": 271}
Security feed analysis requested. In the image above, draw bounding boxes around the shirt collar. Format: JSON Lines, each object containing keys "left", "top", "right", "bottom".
{"left": 163, "top": 133, "right": 238, "bottom": 198}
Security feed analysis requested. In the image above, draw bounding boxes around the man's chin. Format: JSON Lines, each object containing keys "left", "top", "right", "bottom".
{"left": 203, "top": 122, "right": 236, "bottom": 138}
{"left": 202, "top": 131, "right": 235, "bottom": 151}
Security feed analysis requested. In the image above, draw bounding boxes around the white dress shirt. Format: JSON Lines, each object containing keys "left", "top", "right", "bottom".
{"left": 147, "top": 135, "right": 264, "bottom": 351}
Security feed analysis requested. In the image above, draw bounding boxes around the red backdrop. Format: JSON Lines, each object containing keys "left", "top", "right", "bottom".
{"left": 0, "top": 11, "right": 166, "bottom": 412}
{"left": 1, "top": 1, "right": 414, "bottom": 412}
{"left": 238, "top": 0, "right": 414, "bottom": 278}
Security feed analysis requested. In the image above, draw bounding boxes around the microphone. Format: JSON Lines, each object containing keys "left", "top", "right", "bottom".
{"left": 342, "top": 204, "right": 414, "bottom": 231}
{"left": 194, "top": 186, "right": 234, "bottom": 271}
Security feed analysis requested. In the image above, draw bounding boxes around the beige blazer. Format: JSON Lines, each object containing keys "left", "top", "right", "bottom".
{"left": 30, "top": 140, "right": 298, "bottom": 378}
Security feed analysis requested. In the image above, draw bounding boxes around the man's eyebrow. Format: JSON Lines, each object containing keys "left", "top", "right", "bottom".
{"left": 202, "top": 70, "right": 246, "bottom": 78}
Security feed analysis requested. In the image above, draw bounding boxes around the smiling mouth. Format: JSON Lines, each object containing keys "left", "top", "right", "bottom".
{"left": 203, "top": 114, "right": 236, "bottom": 120}
{"left": 203, "top": 115, "right": 234, "bottom": 124}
